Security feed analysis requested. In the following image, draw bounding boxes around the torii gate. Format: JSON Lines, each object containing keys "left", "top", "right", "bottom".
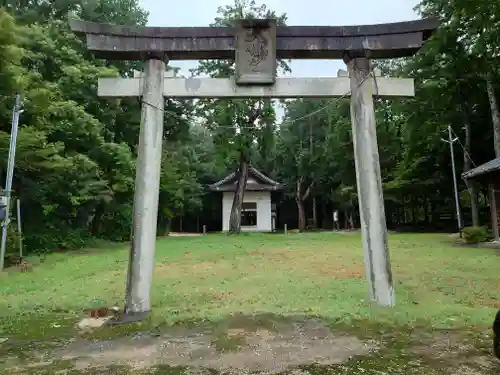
{"left": 70, "top": 18, "right": 438, "bottom": 322}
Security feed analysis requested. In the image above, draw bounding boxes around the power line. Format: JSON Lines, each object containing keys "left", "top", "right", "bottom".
{"left": 153, "top": 72, "right": 373, "bottom": 130}
{"left": 140, "top": 72, "right": 373, "bottom": 128}
{"left": 142, "top": 73, "right": 482, "bottom": 134}
{"left": 449, "top": 126, "right": 477, "bottom": 168}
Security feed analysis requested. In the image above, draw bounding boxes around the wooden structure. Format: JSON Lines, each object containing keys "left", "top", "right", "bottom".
{"left": 69, "top": 19, "right": 438, "bottom": 60}
{"left": 70, "top": 17, "right": 438, "bottom": 319}
{"left": 209, "top": 167, "right": 281, "bottom": 232}
{"left": 462, "top": 156, "right": 500, "bottom": 240}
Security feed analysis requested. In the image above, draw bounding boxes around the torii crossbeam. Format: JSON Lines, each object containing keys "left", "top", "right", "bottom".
{"left": 70, "top": 18, "right": 438, "bottom": 323}
{"left": 99, "top": 73, "right": 414, "bottom": 98}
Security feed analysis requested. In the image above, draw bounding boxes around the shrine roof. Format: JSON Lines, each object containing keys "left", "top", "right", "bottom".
{"left": 462, "top": 157, "right": 500, "bottom": 181}
{"left": 208, "top": 167, "right": 282, "bottom": 192}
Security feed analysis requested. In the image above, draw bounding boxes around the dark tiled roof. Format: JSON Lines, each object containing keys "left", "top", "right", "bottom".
{"left": 462, "top": 157, "right": 500, "bottom": 180}
{"left": 208, "top": 166, "right": 282, "bottom": 191}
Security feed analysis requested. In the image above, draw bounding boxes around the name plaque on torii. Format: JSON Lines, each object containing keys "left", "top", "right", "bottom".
{"left": 235, "top": 19, "right": 277, "bottom": 85}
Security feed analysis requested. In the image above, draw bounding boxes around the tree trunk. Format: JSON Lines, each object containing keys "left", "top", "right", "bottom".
{"left": 403, "top": 199, "right": 407, "bottom": 224}
{"left": 295, "top": 177, "right": 313, "bottom": 232}
{"left": 424, "top": 198, "right": 430, "bottom": 225}
{"left": 411, "top": 198, "right": 417, "bottom": 225}
{"left": 348, "top": 210, "right": 354, "bottom": 230}
{"left": 90, "top": 203, "right": 105, "bottom": 235}
{"left": 228, "top": 156, "right": 249, "bottom": 234}
{"left": 164, "top": 219, "right": 171, "bottom": 236}
{"left": 297, "top": 199, "right": 306, "bottom": 232}
{"left": 312, "top": 197, "right": 317, "bottom": 229}
{"left": 321, "top": 202, "right": 328, "bottom": 229}
{"left": 486, "top": 75, "right": 500, "bottom": 157}
{"left": 228, "top": 104, "right": 263, "bottom": 234}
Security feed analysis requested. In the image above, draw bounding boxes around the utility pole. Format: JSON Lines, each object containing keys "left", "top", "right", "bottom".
{"left": 442, "top": 126, "right": 463, "bottom": 237}
{"left": 0, "top": 94, "right": 22, "bottom": 271}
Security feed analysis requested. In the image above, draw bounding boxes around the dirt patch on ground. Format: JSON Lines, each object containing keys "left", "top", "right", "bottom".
{"left": 5, "top": 318, "right": 377, "bottom": 374}
{"left": 409, "top": 330, "right": 497, "bottom": 374}
{"left": 65, "top": 319, "right": 374, "bottom": 372}
{"left": 411, "top": 330, "right": 476, "bottom": 358}
{"left": 2, "top": 317, "right": 499, "bottom": 374}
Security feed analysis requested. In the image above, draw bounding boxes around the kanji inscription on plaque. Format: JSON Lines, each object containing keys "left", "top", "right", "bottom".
{"left": 235, "top": 19, "right": 277, "bottom": 85}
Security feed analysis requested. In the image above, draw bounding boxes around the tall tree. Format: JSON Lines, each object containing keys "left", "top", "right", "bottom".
{"left": 0, "top": 1, "right": 156, "bottom": 251}
{"left": 193, "top": 0, "right": 289, "bottom": 233}
{"left": 277, "top": 99, "right": 341, "bottom": 231}
{"left": 418, "top": 0, "right": 500, "bottom": 158}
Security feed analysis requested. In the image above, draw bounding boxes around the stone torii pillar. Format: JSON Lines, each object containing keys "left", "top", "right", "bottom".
{"left": 341, "top": 58, "right": 395, "bottom": 306}
{"left": 124, "top": 56, "right": 166, "bottom": 321}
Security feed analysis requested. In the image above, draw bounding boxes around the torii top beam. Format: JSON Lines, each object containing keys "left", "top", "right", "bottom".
{"left": 69, "top": 18, "right": 439, "bottom": 61}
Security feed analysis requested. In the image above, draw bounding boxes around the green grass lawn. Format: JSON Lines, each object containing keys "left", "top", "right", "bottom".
{"left": 0, "top": 232, "right": 498, "bottom": 341}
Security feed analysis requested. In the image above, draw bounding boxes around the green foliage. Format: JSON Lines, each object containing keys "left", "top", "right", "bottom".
{"left": 0, "top": 2, "right": 146, "bottom": 253}
{"left": 4, "top": 223, "right": 21, "bottom": 257}
{"left": 0, "top": 0, "right": 498, "bottom": 253}
{"left": 462, "top": 226, "right": 489, "bottom": 244}
{"left": 158, "top": 141, "right": 204, "bottom": 232}
{"left": 92, "top": 202, "right": 133, "bottom": 241}
{"left": 278, "top": 0, "right": 500, "bottom": 230}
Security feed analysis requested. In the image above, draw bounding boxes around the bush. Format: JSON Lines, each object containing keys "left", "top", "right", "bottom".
{"left": 5, "top": 225, "right": 21, "bottom": 255}
{"left": 23, "top": 225, "right": 90, "bottom": 254}
{"left": 96, "top": 203, "right": 133, "bottom": 241}
{"left": 462, "top": 226, "right": 489, "bottom": 244}
{"left": 4, "top": 224, "right": 23, "bottom": 267}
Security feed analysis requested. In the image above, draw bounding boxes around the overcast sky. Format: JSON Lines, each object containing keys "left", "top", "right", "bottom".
{"left": 138, "top": 0, "right": 421, "bottom": 77}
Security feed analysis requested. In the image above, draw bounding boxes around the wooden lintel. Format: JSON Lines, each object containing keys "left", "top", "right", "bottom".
{"left": 70, "top": 18, "right": 439, "bottom": 61}
{"left": 98, "top": 77, "right": 415, "bottom": 98}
